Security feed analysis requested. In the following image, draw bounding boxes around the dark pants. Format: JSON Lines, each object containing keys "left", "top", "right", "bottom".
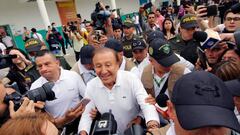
{"left": 59, "top": 39, "right": 66, "bottom": 55}
{"left": 74, "top": 51, "right": 80, "bottom": 61}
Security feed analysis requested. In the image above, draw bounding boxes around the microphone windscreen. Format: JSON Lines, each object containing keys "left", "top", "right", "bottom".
{"left": 193, "top": 31, "right": 208, "bottom": 42}
{"left": 231, "top": 3, "right": 240, "bottom": 14}
{"left": 101, "top": 112, "right": 115, "bottom": 120}
{"left": 156, "top": 93, "right": 169, "bottom": 107}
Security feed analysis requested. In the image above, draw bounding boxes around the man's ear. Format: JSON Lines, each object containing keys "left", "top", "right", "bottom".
{"left": 167, "top": 100, "right": 176, "bottom": 120}
{"left": 55, "top": 59, "right": 60, "bottom": 66}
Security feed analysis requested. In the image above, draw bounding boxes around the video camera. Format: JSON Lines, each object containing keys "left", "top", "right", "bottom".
{"left": 4, "top": 82, "right": 56, "bottom": 110}
{"left": 91, "top": 2, "right": 111, "bottom": 28}
{"left": 0, "top": 54, "right": 17, "bottom": 69}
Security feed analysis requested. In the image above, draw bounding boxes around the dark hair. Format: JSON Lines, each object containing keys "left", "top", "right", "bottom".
{"left": 9, "top": 48, "right": 30, "bottom": 70}
{"left": 93, "top": 47, "right": 120, "bottom": 63}
{"left": 31, "top": 28, "right": 37, "bottom": 33}
{"left": 223, "top": 9, "right": 240, "bottom": 20}
{"left": 162, "top": 18, "right": 175, "bottom": 36}
{"left": 35, "top": 49, "right": 56, "bottom": 60}
{"left": 113, "top": 24, "right": 122, "bottom": 31}
{"left": 147, "top": 12, "right": 155, "bottom": 18}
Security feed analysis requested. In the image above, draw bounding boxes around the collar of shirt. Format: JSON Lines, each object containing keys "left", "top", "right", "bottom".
{"left": 119, "top": 57, "right": 126, "bottom": 70}
{"left": 78, "top": 60, "right": 95, "bottom": 75}
{"left": 96, "top": 70, "right": 121, "bottom": 89}
{"left": 133, "top": 55, "right": 150, "bottom": 67}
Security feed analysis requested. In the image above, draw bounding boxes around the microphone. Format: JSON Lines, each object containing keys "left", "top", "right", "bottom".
{"left": 231, "top": 3, "right": 240, "bottom": 14}
{"left": 155, "top": 93, "right": 169, "bottom": 118}
{"left": 92, "top": 110, "right": 117, "bottom": 135}
{"left": 193, "top": 29, "right": 221, "bottom": 51}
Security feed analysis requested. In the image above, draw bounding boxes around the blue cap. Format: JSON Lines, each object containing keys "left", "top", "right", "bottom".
{"left": 104, "top": 38, "right": 123, "bottom": 52}
{"left": 79, "top": 45, "right": 95, "bottom": 64}
{"left": 172, "top": 71, "right": 240, "bottom": 132}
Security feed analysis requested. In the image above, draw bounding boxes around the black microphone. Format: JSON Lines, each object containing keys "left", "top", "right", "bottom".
{"left": 234, "top": 30, "right": 240, "bottom": 51}
{"left": 231, "top": 3, "right": 240, "bottom": 14}
{"left": 93, "top": 110, "right": 117, "bottom": 135}
{"left": 193, "top": 30, "right": 221, "bottom": 51}
{"left": 193, "top": 31, "right": 208, "bottom": 42}
{"left": 156, "top": 93, "right": 169, "bottom": 108}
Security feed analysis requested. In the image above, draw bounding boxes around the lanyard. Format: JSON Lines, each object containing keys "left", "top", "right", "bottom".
{"left": 153, "top": 76, "right": 166, "bottom": 88}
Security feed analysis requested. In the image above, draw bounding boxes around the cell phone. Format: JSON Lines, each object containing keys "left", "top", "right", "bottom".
{"left": 80, "top": 98, "right": 91, "bottom": 107}
{"left": 155, "top": 104, "right": 169, "bottom": 119}
{"left": 200, "top": 5, "right": 218, "bottom": 17}
{"left": 143, "top": 2, "right": 153, "bottom": 10}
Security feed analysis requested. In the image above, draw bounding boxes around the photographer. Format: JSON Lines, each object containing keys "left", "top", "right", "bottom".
{"left": 0, "top": 80, "right": 44, "bottom": 127}
{"left": 46, "top": 28, "right": 61, "bottom": 55}
{"left": 69, "top": 26, "right": 84, "bottom": 61}
{"left": 2, "top": 48, "right": 40, "bottom": 94}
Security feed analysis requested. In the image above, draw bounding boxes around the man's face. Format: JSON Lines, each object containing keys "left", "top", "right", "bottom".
{"left": 123, "top": 27, "right": 134, "bottom": 38}
{"left": 133, "top": 49, "right": 147, "bottom": 62}
{"left": 35, "top": 54, "right": 60, "bottom": 81}
{"left": 224, "top": 12, "right": 240, "bottom": 32}
{"left": 93, "top": 51, "right": 119, "bottom": 88}
{"left": 83, "top": 64, "right": 94, "bottom": 70}
{"left": 180, "top": 27, "right": 196, "bottom": 41}
{"left": 167, "top": 101, "right": 231, "bottom": 135}
{"left": 205, "top": 44, "right": 227, "bottom": 65}
{"left": 85, "top": 23, "right": 93, "bottom": 33}
{"left": 113, "top": 29, "right": 122, "bottom": 39}
{"left": 149, "top": 57, "right": 171, "bottom": 73}
{"left": 147, "top": 14, "right": 156, "bottom": 25}
{"left": 222, "top": 50, "right": 240, "bottom": 61}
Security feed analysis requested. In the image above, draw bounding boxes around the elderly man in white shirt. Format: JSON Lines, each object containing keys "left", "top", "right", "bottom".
{"left": 78, "top": 48, "right": 160, "bottom": 135}
{"left": 30, "top": 50, "right": 86, "bottom": 128}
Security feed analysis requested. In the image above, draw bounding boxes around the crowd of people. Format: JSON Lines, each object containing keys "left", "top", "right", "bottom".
{"left": 0, "top": 0, "right": 240, "bottom": 135}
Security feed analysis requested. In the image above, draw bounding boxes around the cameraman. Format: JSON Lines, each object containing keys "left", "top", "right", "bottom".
{"left": 0, "top": 80, "right": 44, "bottom": 127}
{"left": 69, "top": 26, "right": 84, "bottom": 61}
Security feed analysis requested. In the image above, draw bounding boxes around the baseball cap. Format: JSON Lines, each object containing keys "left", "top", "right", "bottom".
{"left": 146, "top": 31, "right": 165, "bottom": 44}
{"left": 132, "top": 39, "right": 147, "bottom": 51}
{"left": 180, "top": 14, "right": 198, "bottom": 29}
{"left": 123, "top": 20, "right": 134, "bottom": 28}
{"left": 79, "top": 45, "right": 95, "bottom": 64}
{"left": 225, "top": 79, "right": 240, "bottom": 96}
{"left": 24, "top": 38, "right": 42, "bottom": 52}
{"left": 172, "top": 71, "right": 240, "bottom": 132}
{"left": 149, "top": 39, "right": 179, "bottom": 67}
{"left": 104, "top": 38, "right": 123, "bottom": 52}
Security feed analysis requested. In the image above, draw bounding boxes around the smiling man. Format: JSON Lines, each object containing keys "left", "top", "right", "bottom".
{"left": 78, "top": 47, "right": 160, "bottom": 135}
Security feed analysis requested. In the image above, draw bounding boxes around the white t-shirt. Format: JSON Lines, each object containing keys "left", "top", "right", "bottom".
{"left": 32, "top": 33, "right": 44, "bottom": 43}
{"left": 30, "top": 68, "right": 86, "bottom": 118}
{"left": 2, "top": 36, "right": 13, "bottom": 48}
{"left": 0, "top": 42, "right": 6, "bottom": 54}
{"left": 78, "top": 70, "right": 159, "bottom": 134}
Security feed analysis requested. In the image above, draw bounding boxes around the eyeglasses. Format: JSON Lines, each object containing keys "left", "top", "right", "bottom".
{"left": 226, "top": 17, "right": 240, "bottom": 22}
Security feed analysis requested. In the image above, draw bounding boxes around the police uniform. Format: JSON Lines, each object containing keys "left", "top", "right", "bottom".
{"left": 169, "top": 34, "right": 199, "bottom": 64}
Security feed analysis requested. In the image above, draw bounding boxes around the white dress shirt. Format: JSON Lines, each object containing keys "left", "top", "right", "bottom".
{"left": 2, "top": 36, "right": 13, "bottom": 48}
{"left": 134, "top": 56, "right": 150, "bottom": 78}
{"left": 176, "top": 54, "right": 194, "bottom": 71}
{"left": 119, "top": 57, "right": 140, "bottom": 77}
{"left": 30, "top": 68, "right": 86, "bottom": 118}
{"left": 78, "top": 70, "right": 159, "bottom": 134}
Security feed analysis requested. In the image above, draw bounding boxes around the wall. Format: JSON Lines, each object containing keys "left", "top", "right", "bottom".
{"left": 0, "top": 0, "right": 140, "bottom": 33}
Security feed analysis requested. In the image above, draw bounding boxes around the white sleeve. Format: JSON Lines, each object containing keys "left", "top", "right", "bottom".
{"left": 176, "top": 54, "right": 194, "bottom": 71}
{"left": 78, "top": 85, "right": 95, "bottom": 134}
{"left": 130, "top": 67, "right": 141, "bottom": 79}
{"left": 132, "top": 75, "right": 160, "bottom": 124}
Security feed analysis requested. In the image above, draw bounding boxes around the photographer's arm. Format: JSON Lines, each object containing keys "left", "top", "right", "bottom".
{"left": 196, "top": 6, "right": 209, "bottom": 31}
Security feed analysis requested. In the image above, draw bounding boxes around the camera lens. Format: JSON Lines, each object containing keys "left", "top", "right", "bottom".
{"left": 26, "top": 82, "right": 55, "bottom": 102}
